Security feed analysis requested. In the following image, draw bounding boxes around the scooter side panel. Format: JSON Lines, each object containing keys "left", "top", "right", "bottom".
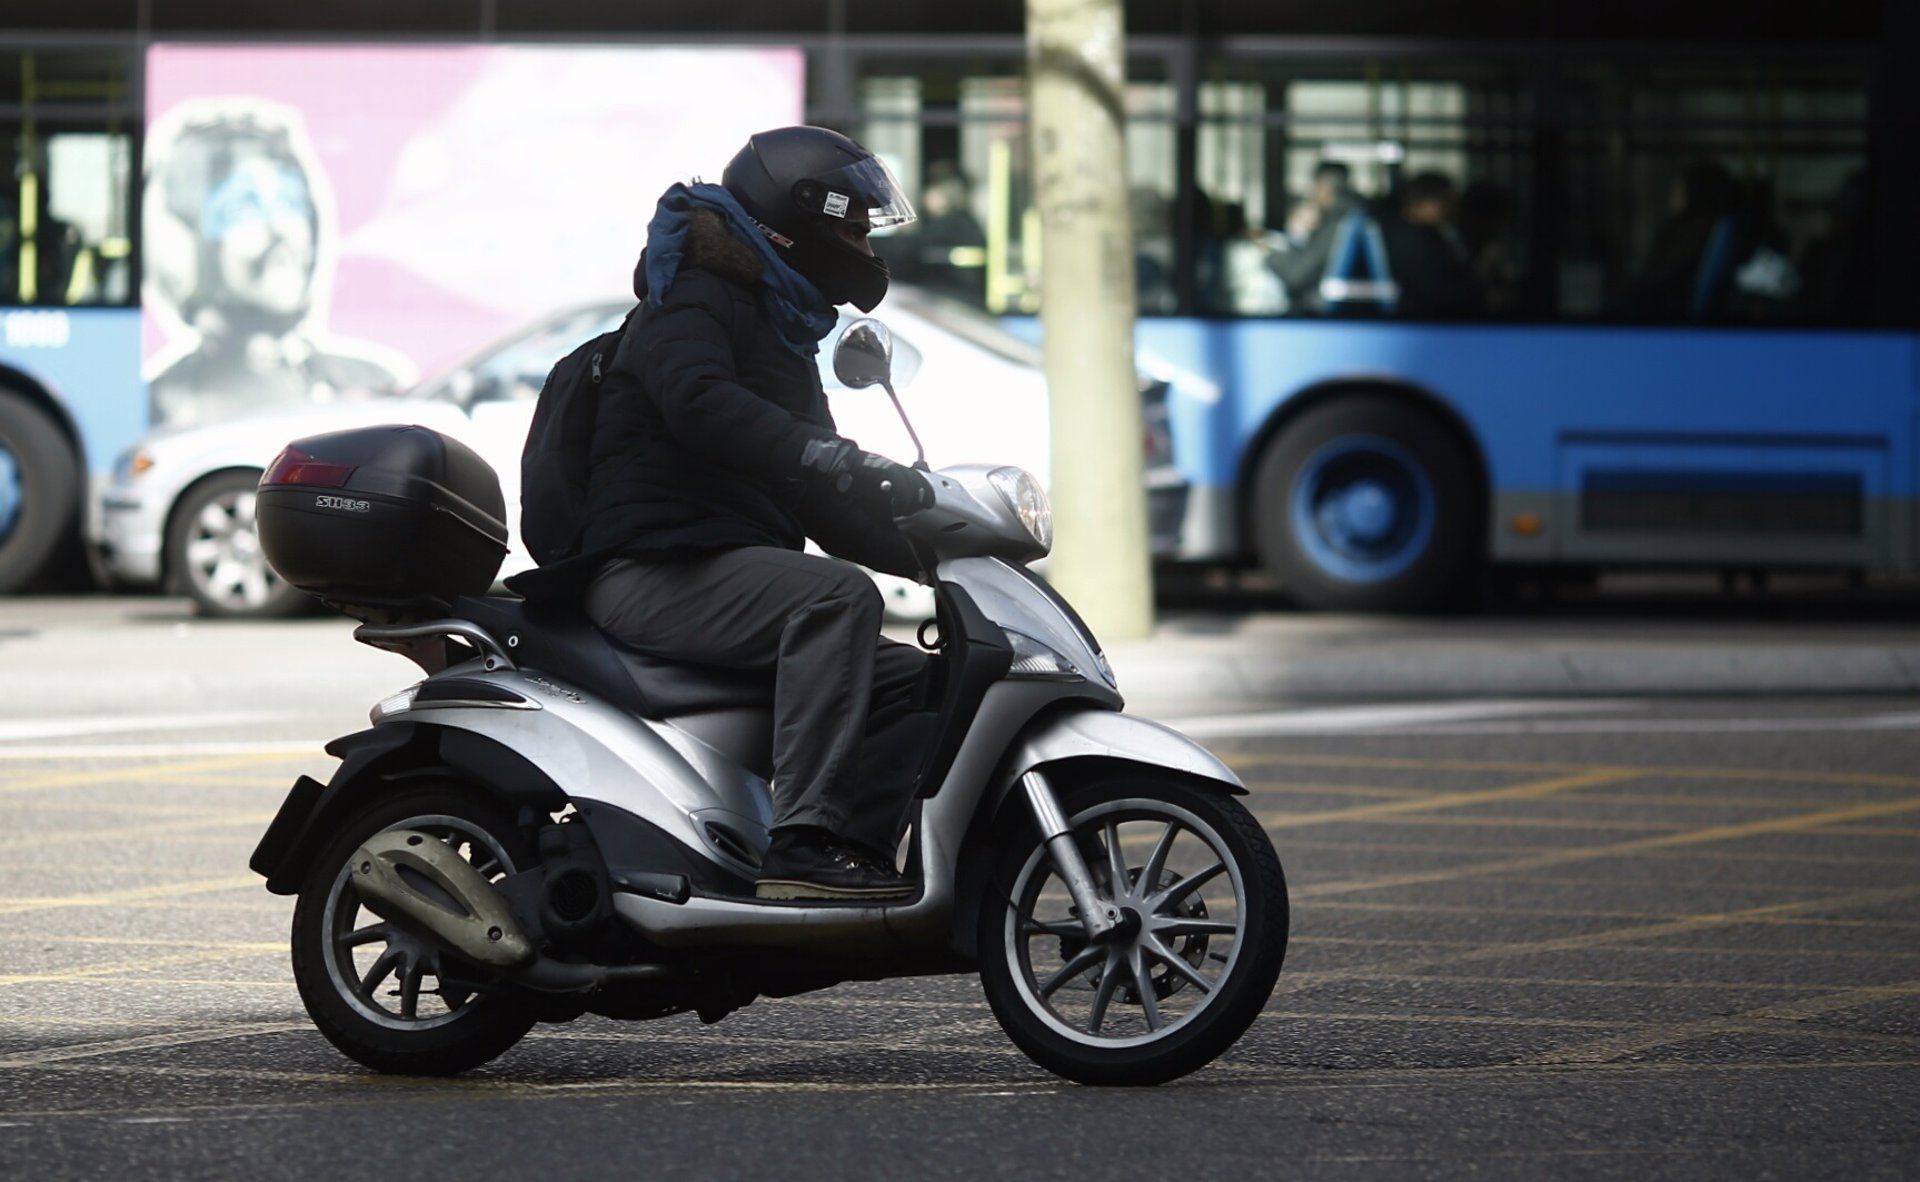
{"left": 384, "top": 668, "right": 773, "bottom": 881}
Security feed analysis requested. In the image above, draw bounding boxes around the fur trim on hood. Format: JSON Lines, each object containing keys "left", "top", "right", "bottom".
{"left": 633, "top": 207, "right": 762, "bottom": 299}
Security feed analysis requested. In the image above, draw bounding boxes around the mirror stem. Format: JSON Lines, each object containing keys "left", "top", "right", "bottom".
{"left": 882, "top": 381, "right": 929, "bottom": 470}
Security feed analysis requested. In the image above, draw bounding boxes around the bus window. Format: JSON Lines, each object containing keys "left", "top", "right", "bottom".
{"left": 0, "top": 49, "right": 135, "bottom": 308}
{"left": 852, "top": 51, "right": 1177, "bottom": 314}
{"left": 1194, "top": 55, "right": 1531, "bottom": 320}
{"left": 1559, "top": 60, "right": 1873, "bottom": 325}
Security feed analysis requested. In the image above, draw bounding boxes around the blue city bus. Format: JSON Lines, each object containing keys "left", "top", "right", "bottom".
{"left": 3, "top": 3, "right": 1914, "bottom": 610}
{"left": 0, "top": 43, "right": 143, "bottom": 590}
{"left": 853, "top": 1, "right": 1919, "bottom": 609}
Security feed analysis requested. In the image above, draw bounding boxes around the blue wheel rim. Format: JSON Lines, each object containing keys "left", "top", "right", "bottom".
{"left": 0, "top": 439, "right": 22, "bottom": 544}
{"left": 1288, "top": 434, "right": 1435, "bottom": 584}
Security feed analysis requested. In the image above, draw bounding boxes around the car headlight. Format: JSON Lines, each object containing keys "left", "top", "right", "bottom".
{"left": 113, "top": 447, "right": 156, "bottom": 482}
{"left": 987, "top": 466, "right": 1052, "bottom": 552}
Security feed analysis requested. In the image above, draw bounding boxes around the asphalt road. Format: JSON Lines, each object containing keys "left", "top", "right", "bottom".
{"left": 1, "top": 597, "right": 1917, "bottom": 1179}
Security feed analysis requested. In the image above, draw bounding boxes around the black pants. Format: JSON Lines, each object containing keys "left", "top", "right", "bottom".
{"left": 585, "top": 548, "right": 931, "bottom": 857}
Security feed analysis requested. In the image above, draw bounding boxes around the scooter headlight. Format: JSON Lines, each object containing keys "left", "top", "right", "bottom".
{"left": 987, "top": 466, "right": 1052, "bottom": 553}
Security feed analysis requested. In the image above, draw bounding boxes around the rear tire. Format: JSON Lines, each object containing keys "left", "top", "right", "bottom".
{"left": 1253, "top": 395, "right": 1480, "bottom": 612}
{"left": 978, "top": 774, "right": 1288, "bottom": 1086}
{"left": 0, "top": 389, "right": 81, "bottom": 594}
{"left": 291, "top": 785, "right": 537, "bottom": 1075}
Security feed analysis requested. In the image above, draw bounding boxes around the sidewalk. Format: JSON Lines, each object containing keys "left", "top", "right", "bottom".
{"left": 1108, "top": 611, "right": 1920, "bottom": 713}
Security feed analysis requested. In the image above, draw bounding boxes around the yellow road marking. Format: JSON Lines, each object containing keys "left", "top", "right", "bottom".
{"left": 1293, "top": 793, "right": 1920, "bottom": 899}
{"left": 24, "top": 935, "right": 284, "bottom": 953}
{"left": 0, "top": 812, "right": 275, "bottom": 852}
{"left": 1305, "top": 897, "right": 1920, "bottom": 931}
{"left": 1281, "top": 883, "right": 1920, "bottom": 990}
{"left": 0, "top": 754, "right": 295, "bottom": 797}
{"left": 0, "top": 947, "right": 271, "bottom": 987}
{"left": 1261, "top": 768, "right": 1638, "bottom": 829}
{"left": 0, "top": 873, "right": 258, "bottom": 918}
{"left": 1226, "top": 751, "right": 1920, "bottom": 791}
{"left": 0, "top": 1022, "right": 308, "bottom": 1069}
{"left": 1516, "top": 978, "right": 1920, "bottom": 1066}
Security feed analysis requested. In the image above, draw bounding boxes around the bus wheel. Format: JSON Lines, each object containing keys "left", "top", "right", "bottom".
{"left": 1253, "top": 396, "right": 1479, "bottom": 612}
{"left": 0, "top": 389, "right": 81, "bottom": 595}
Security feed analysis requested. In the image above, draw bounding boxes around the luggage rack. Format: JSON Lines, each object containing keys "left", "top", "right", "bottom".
{"left": 354, "top": 618, "right": 517, "bottom": 675}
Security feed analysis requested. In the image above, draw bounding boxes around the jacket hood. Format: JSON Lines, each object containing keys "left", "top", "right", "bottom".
{"left": 633, "top": 207, "right": 763, "bottom": 300}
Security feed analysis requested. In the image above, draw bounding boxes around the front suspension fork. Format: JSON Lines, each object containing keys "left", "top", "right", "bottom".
{"left": 1020, "top": 770, "right": 1122, "bottom": 940}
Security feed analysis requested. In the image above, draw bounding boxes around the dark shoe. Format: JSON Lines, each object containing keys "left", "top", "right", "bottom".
{"left": 756, "top": 828, "right": 913, "bottom": 900}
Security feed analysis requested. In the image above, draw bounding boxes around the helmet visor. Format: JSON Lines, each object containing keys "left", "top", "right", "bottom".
{"left": 796, "top": 155, "right": 918, "bottom": 229}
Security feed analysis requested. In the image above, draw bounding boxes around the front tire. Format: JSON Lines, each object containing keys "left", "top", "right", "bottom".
{"left": 978, "top": 774, "right": 1288, "bottom": 1086}
{"left": 291, "top": 785, "right": 537, "bottom": 1075}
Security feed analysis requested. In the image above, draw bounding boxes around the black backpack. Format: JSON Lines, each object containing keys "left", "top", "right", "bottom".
{"left": 518, "top": 309, "right": 634, "bottom": 568}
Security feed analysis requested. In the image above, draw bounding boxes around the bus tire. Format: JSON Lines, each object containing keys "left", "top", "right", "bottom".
{"left": 0, "top": 388, "right": 82, "bottom": 595}
{"left": 1253, "top": 396, "right": 1479, "bottom": 612}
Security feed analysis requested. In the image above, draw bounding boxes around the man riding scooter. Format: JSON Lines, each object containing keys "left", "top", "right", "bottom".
{"left": 569, "top": 127, "right": 935, "bottom": 900}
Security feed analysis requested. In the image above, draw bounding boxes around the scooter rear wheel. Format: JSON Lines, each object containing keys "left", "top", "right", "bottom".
{"left": 290, "top": 785, "right": 538, "bottom": 1075}
{"left": 977, "top": 773, "right": 1288, "bottom": 1086}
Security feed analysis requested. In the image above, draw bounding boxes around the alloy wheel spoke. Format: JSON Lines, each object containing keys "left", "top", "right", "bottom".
{"left": 1087, "top": 951, "right": 1124, "bottom": 1034}
{"left": 1038, "top": 944, "right": 1105, "bottom": 999}
{"left": 1127, "top": 946, "right": 1163, "bottom": 1031}
{"left": 1140, "top": 822, "right": 1180, "bottom": 894}
{"left": 1151, "top": 860, "right": 1226, "bottom": 913}
{"left": 340, "top": 922, "right": 392, "bottom": 948}
{"left": 1020, "top": 917, "right": 1082, "bottom": 940}
{"left": 1103, "top": 820, "right": 1128, "bottom": 897}
{"left": 399, "top": 960, "right": 426, "bottom": 1019}
{"left": 359, "top": 947, "right": 402, "bottom": 999}
{"left": 1151, "top": 917, "right": 1238, "bottom": 938}
{"left": 1144, "top": 935, "right": 1214, "bottom": 994}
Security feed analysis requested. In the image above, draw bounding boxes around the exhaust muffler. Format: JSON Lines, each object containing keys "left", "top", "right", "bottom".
{"left": 350, "top": 829, "right": 534, "bottom": 969}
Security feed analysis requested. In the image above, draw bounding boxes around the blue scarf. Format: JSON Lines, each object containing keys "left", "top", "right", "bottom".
{"left": 643, "top": 182, "right": 835, "bottom": 357}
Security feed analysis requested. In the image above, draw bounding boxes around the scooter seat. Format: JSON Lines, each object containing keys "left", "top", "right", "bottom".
{"left": 450, "top": 596, "right": 774, "bottom": 718}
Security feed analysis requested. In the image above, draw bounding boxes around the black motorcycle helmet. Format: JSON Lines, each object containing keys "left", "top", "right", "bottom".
{"left": 722, "top": 126, "right": 916, "bottom": 312}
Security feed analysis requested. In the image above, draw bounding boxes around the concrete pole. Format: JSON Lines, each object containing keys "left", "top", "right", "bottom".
{"left": 1026, "top": 0, "right": 1154, "bottom": 641}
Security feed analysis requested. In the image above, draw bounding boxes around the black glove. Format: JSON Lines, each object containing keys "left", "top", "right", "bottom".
{"left": 851, "top": 451, "right": 935, "bottom": 517}
{"left": 798, "top": 437, "right": 932, "bottom": 516}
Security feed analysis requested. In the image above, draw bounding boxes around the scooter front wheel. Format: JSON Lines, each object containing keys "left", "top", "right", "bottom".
{"left": 977, "top": 773, "right": 1288, "bottom": 1086}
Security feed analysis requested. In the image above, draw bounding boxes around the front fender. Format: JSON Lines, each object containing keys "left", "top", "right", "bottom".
{"left": 1007, "top": 706, "right": 1246, "bottom": 793}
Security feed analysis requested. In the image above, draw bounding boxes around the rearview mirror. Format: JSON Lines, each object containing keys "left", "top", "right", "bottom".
{"left": 833, "top": 319, "right": 894, "bottom": 390}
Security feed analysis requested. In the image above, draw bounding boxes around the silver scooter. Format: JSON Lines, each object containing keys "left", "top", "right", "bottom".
{"left": 250, "top": 321, "right": 1288, "bottom": 1086}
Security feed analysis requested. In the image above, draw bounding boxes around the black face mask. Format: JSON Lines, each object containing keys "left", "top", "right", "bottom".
{"left": 789, "top": 234, "right": 891, "bottom": 313}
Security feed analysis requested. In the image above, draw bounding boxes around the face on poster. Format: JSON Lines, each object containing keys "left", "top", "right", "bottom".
{"left": 142, "top": 43, "right": 804, "bottom": 428}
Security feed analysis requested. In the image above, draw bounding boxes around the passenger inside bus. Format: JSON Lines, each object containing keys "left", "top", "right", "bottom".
{"left": 1266, "top": 160, "right": 1361, "bottom": 315}
{"left": 1379, "top": 171, "right": 1485, "bottom": 321}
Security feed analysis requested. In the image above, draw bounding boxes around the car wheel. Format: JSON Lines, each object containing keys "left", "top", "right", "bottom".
{"left": 1253, "top": 395, "right": 1480, "bottom": 612}
{"left": 167, "top": 470, "right": 314, "bottom": 618}
{"left": 0, "top": 388, "right": 82, "bottom": 594}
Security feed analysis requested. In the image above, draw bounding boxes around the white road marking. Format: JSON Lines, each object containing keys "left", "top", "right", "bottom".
{"left": 0, "top": 740, "right": 323, "bottom": 760}
{"left": 1167, "top": 699, "right": 1635, "bottom": 738}
{"left": 0, "top": 713, "right": 293, "bottom": 743}
{"left": 1396, "top": 711, "right": 1920, "bottom": 737}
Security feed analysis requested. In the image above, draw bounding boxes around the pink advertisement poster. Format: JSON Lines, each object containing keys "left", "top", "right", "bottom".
{"left": 142, "top": 43, "right": 804, "bottom": 428}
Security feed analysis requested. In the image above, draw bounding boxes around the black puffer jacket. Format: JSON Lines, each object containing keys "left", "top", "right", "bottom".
{"left": 580, "top": 209, "right": 917, "bottom": 578}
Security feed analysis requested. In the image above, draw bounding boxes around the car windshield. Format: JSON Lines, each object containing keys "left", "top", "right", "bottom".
{"left": 417, "top": 304, "right": 628, "bottom": 407}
